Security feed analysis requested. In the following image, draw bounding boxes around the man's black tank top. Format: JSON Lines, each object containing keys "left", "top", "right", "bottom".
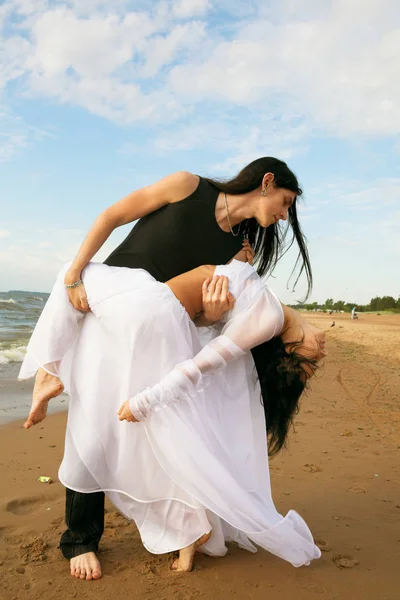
{"left": 104, "top": 177, "right": 243, "bottom": 282}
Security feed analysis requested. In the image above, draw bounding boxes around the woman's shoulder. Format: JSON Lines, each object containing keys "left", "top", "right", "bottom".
{"left": 167, "top": 171, "right": 201, "bottom": 204}
{"left": 216, "top": 261, "right": 284, "bottom": 330}
{"left": 215, "top": 260, "right": 262, "bottom": 297}
{"left": 215, "top": 259, "right": 257, "bottom": 279}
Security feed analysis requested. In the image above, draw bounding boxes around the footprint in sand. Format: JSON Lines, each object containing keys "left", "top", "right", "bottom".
{"left": 315, "top": 539, "right": 332, "bottom": 552}
{"left": 341, "top": 430, "right": 354, "bottom": 437}
{"left": 303, "top": 464, "right": 322, "bottom": 473}
{"left": 20, "top": 536, "right": 47, "bottom": 564}
{"left": 347, "top": 485, "right": 366, "bottom": 494}
{"left": 332, "top": 554, "right": 359, "bottom": 569}
{"left": 6, "top": 496, "right": 44, "bottom": 516}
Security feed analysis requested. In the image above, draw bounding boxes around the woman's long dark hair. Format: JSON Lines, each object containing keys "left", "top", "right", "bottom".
{"left": 205, "top": 157, "right": 312, "bottom": 299}
{"left": 251, "top": 336, "right": 319, "bottom": 456}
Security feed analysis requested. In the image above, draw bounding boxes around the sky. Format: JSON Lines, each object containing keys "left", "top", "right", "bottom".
{"left": 0, "top": 0, "right": 399, "bottom": 305}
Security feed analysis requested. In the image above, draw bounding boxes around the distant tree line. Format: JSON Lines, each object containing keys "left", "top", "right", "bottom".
{"left": 289, "top": 296, "right": 400, "bottom": 313}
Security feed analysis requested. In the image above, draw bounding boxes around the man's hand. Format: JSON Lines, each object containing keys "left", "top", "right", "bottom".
{"left": 118, "top": 400, "right": 139, "bottom": 422}
{"left": 195, "top": 275, "right": 235, "bottom": 327}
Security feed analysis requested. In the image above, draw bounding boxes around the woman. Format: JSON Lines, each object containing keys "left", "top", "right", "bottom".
{"left": 20, "top": 255, "right": 325, "bottom": 576}
{"left": 64, "top": 158, "right": 312, "bottom": 312}
{"left": 37, "top": 156, "right": 313, "bottom": 580}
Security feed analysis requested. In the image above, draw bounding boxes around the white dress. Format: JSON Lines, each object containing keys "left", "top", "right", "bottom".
{"left": 19, "top": 260, "right": 321, "bottom": 567}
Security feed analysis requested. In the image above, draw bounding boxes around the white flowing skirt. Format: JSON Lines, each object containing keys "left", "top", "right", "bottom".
{"left": 19, "top": 263, "right": 321, "bottom": 566}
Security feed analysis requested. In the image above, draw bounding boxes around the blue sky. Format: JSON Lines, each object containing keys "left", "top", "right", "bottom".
{"left": 0, "top": 0, "right": 399, "bottom": 304}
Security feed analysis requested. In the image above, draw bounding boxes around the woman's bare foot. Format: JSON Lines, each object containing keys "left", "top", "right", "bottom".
{"left": 171, "top": 531, "right": 211, "bottom": 572}
{"left": 70, "top": 552, "right": 102, "bottom": 580}
{"left": 24, "top": 368, "right": 64, "bottom": 429}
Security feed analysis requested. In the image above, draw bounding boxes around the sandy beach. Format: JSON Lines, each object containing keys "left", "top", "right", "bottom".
{"left": 1, "top": 313, "right": 399, "bottom": 600}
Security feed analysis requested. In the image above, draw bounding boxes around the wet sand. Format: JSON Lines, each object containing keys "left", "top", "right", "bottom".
{"left": 1, "top": 313, "right": 399, "bottom": 599}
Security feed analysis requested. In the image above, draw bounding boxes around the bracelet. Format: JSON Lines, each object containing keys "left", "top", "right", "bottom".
{"left": 65, "top": 279, "right": 83, "bottom": 289}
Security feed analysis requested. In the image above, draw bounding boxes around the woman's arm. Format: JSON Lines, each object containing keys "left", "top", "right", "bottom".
{"left": 65, "top": 171, "right": 199, "bottom": 311}
{"left": 119, "top": 274, "right": 284, "bottom": 422}
{"left": 193, "top": 241, "right": 254, "bottom": 326}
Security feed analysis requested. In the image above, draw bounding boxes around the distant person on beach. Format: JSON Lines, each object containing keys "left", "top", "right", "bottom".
{"left": 19, "top": 250, "right": 325, "bottom": 574}
{"left": 23, "top": 158, "right": 314, "bottom": 580}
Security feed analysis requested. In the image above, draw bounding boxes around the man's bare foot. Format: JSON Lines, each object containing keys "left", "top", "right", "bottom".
{"left": 70, "top": 552, "right": 102, "bottom": 580}
{"left": 171, "top": 531, "right": 211, "bottom": 572}
{"left": 24, "top": 368, "right": 64, "bottom": 429}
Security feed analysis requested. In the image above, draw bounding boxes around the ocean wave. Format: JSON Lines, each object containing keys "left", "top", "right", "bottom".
{"left": 0, "top": 345, "right": 27, "bottom": 364}
{"left": 0, "top": 303, "right": 24, "bottom": 314}
{"left": 0, "top": 298, "right": 16, "bottom": 304}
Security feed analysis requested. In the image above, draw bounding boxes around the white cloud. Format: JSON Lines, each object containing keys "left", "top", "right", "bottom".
{"left": 168, "top": 1, "right": 400, "bottom": 137}
{"left": 0, "top": 132, "right": 28, "bottom": 161}
{"left": 118, "top": 112, "right": 309, "bottom": 167}
{"left": 0, "top": 108, "right": 53, "bottom": 161}
{"left": 172, "top": 0, "right": 211, "bottom": 19}
{"left": 307, "top": 177, "right": 400, "bottom": 211}
{"left": 140, "top": 21, "right": 206, "bottom": 78}
{"left": 0, "top": 34, "right": 31, "bottom": 94}
{"left": 11, "top": 0, "right": 49, "bottom": 16}
{"left": 0, "top": 3, "right": 13, "bottom": 30}
{"left": 0, "top": 0, "right": 399, "bottom": 163}
{"left": 19, "top": 7, "right": 197, "bottom": 123}
{"left": 210, "top": 118, "right": 310, "bottom": 173}
{"left": 0, "top": 229, "right": 11, "bottom": 238}
{"left": 27, "top": 8, "right": 146, "bottom": 78}
{"left": 170, "top": 9, "right": 400, "bottom": 135}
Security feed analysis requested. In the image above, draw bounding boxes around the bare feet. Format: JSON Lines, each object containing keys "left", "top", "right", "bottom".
{"left": 24, "top": 368, "right": 64, "bottom": 429}
{"left": 70, "top": 552, "right": 102, "bottom": 580}
{"left": 171, "top": 531, "right": 211, "bottom": 572}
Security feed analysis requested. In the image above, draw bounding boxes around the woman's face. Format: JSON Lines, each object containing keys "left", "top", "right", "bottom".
{"left": 296, "top": 324, "right": 327, "bottom": 379}
{"left": 282, "top": 308, "right": 327, "bottom": 380}
{"left": 256, "top": 183, "right": 297, "bottom": 228}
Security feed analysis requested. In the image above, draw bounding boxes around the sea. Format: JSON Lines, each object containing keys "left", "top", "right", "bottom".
{"left": 0, "top": 290, "right": 48, "bottom": 366}
{"left": 0, "top": 290, "right": 68, "bottom": 424}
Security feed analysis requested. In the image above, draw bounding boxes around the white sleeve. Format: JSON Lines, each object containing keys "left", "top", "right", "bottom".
{"left": 129, "top": 267, "right": 284, "bottom": 421}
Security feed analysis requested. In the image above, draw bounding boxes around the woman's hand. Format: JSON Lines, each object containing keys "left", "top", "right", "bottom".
{"left": 242, "top": 239, "right": 255, "bottom": 265}
{"left": 64, "top": 270, "right": 91, "bottom": 312}
{"left": 196, "top": 275, "right": 235, "bottom": 326}
{"left": 118, "top": 400, "right": 139, "bottom": 422}
{"left": 233, "top": 239, "right": 255, "bottom": 264}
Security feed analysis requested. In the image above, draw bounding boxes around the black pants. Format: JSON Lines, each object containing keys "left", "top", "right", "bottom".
{"left": 59, "top": 488, "right": 105, "bottom": 559}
